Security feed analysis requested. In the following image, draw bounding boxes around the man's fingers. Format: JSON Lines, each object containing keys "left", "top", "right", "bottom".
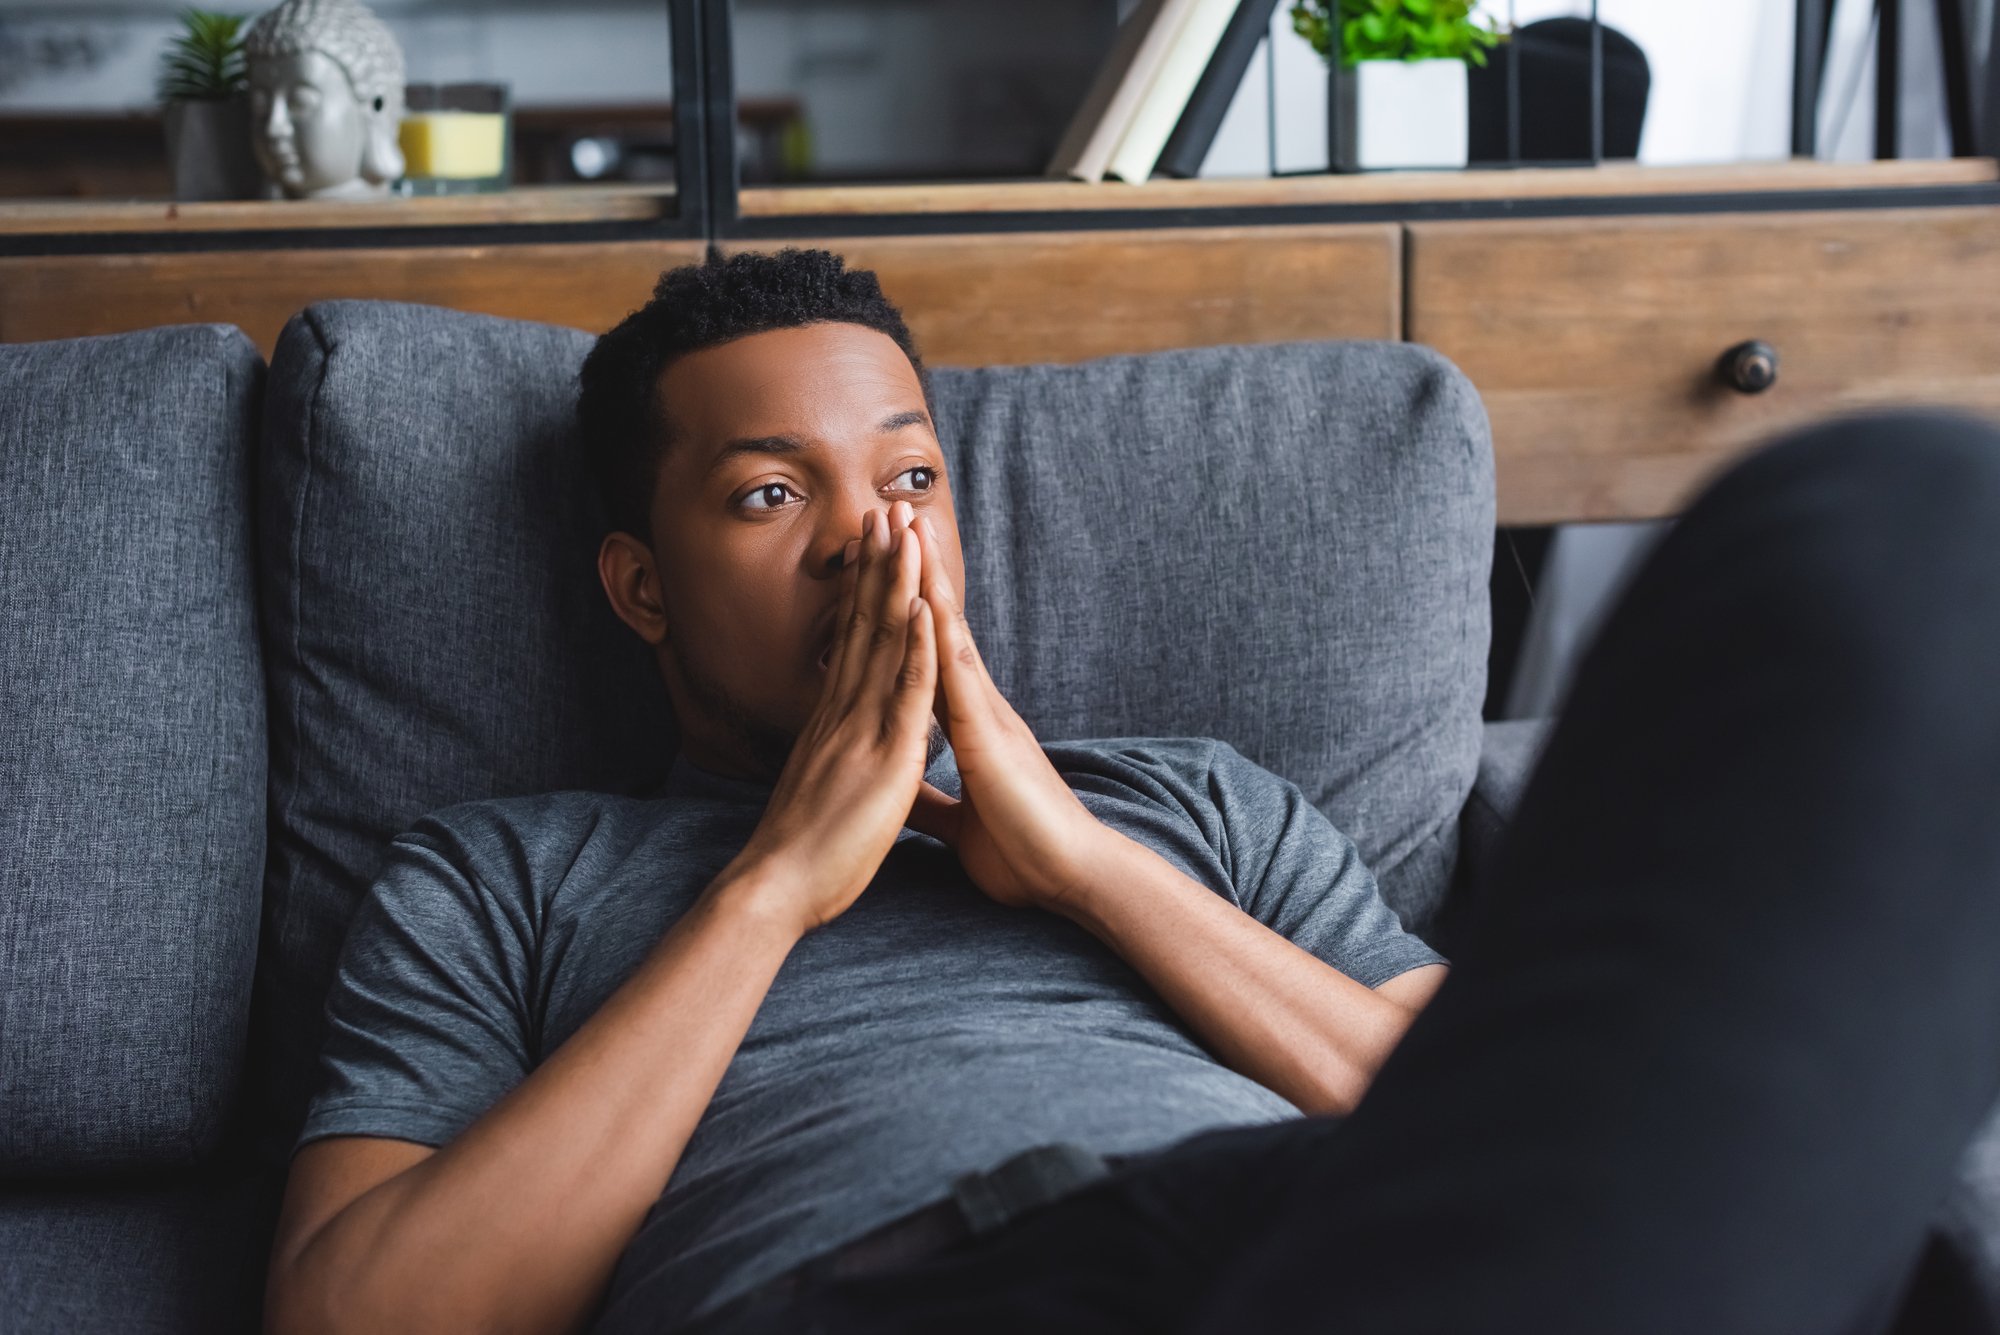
{"left": 916, "top": 514, "right": 997, "bottom": 706}
{"left": 892, "top": 594, "right": 937, "bottom": 741}
{"left": 820, "top": 535, "right": 864, "bottom": 692}
{"left": 864, "top": 513, "right": 923, "bottom": 687}
{"left": 831, "top": 508, "right": 890, "bottom": 699}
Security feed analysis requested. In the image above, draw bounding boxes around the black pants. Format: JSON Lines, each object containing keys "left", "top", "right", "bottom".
{"left": 708, "top": 411, "right": 2000, "bottom": 1335}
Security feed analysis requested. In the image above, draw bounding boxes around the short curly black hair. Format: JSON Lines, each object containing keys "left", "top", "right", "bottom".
{"left": 576, "top": 246, "right": 929, "bottom": 544}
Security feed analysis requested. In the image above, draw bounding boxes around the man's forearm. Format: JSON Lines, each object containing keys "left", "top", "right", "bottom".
{"left": 271, "top": 860, "right": 804, "bottom": 1335}
{"left": 1051, "top": 830, "right": 1439, "bottom": 1117}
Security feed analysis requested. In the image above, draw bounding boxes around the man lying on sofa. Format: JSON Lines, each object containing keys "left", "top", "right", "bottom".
{"left": 262, "top": 248, "right": 2000, "bottom": 1335}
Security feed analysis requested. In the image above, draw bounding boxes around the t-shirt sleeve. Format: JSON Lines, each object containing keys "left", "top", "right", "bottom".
{"left": 294, "top": 812, "right": 538, "bottom": 1155}
{"left": 1201, "top": 740, "right": 1445, "bottom": 986}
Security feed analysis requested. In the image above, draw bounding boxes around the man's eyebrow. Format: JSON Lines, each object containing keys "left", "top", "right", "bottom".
{"left": 705, "top": 409, "right": 932, "bottom": 476}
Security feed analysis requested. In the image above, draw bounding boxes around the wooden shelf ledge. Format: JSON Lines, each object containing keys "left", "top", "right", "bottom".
{"left": 0, "top": 183, "right": 680, "bottom": 236}
{"left": 740, "top": 158, "right": 2000, "bottom": 217}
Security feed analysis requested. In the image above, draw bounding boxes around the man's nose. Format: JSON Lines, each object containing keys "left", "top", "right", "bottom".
{"left": 264, "top": 94, "right": 290, "bottom": 139}
{"left": 822, "top": 499, "right": 910, "bottom": 574}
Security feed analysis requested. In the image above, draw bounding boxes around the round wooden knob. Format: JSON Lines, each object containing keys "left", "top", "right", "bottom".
{"left": 1719, "top": 340, "right": 1780, "bottom": 394}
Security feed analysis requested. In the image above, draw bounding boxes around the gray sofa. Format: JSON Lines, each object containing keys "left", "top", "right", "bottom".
{"left": 0, "top": 300, "right": 1983, "bottom": 1331}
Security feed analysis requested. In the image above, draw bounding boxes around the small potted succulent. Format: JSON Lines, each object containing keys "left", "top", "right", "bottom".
{"left": 158, "top": 9, "right": 263, "bottom": 200}
{"left": 1292, "top": 0, "right": 1505, "bottom": 172}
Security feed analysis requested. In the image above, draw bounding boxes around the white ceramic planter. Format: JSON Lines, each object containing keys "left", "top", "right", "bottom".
{"left": 1332, "top": 57, "right": 1469, "bottom": 172}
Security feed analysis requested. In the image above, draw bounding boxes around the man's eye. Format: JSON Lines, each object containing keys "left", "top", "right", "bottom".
{"left": 740, "top": 482, "right": 796, "bottom": 511}
{"left": 893, "top": 466, "right": 936, "bottom": 491}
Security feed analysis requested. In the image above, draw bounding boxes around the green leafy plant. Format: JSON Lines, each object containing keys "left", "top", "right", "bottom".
{"left": 1291, "top": 0, "right": 1505, "bottom": 68}
{"left": 156, "top": 9, "right": 248, "bottom": 102}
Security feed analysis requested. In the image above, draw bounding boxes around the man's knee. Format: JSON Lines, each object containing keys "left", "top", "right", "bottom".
{"left": 1594, "top": 409, "right": 2000, "bottom": 704}
{"left": 1692, "top": 409, "right": 2000, "bottom": 553}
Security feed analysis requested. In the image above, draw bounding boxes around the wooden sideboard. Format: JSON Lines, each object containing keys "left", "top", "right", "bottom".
{"left": 5, "top": 158, "right": 1998, "bottom": 524}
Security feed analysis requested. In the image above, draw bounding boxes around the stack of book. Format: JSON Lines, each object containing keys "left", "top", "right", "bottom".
{"left": 1045, "top": 0, "right": 1284, "bottom": 183}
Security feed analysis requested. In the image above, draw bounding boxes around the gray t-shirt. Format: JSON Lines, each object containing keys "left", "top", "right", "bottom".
{"left": 297, "top": 734, "right": 1444, "bottom": 1331}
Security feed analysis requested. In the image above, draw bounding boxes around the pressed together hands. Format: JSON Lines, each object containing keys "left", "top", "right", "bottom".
{"left": 733, "top": 497, "right": 1111, "bottom": 936}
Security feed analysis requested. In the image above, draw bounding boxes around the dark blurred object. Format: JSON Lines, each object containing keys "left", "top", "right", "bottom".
{"left": 512, "top": 97, "right": 800, "bottom": 185}
{"left": 1467, "top": 17, "right": 1649, "bottom": 164}
{"left": 164, "top": 97, "right": 263, "bottom": 200}
{"left": 0, "top": 112, "right": 172, "bottom": 197}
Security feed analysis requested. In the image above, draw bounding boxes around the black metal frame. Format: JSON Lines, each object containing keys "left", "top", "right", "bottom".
{"left": 1794, "top": 0, "right": 1982, "bottom": 159}
{"left": 4, "top": 0, "right": 1998, "bottom": 262}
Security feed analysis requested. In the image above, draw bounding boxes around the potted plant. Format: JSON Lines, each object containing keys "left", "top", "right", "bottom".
{"left": 1292, "top": 0, "right": 1505, "bottom": 172}
{"left": 158, "top": 9, "right": 263, "bottom": 201}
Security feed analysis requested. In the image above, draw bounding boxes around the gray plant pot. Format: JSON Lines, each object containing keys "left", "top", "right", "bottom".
{"left": 163, "top": 96, "right": 264, "bottom": 201}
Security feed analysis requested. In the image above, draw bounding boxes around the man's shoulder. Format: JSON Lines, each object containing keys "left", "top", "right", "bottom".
{"left": 382, "top": 784, "right": 674, "bottom": 895}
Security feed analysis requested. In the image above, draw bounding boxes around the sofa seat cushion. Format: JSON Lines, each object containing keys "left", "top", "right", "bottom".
{"left": 0, "top": 325, "right": 266, "bottom": 1172}
{"left": 0, "top": 1162, "right": 275, "bottom": 1334}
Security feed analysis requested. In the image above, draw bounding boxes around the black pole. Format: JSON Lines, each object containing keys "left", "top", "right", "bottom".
{"left": 1876, "top": 0, "right": 1901, "bottom": 158}
{"left": 1589, "top": 0, "right": 1603, "bottom": 163}
{"left": 1792, "top": 0, "right": 1829, "bottom": 156}
{"left": 1505, "top": 0, "right": 1520, "bottom": 164}
{"left": 1935, "top": 0, "right": 1976, "bottom": 155}
{"left": 669, "top": 0, "right": 711, "bottom": 240}
{"left": 701, "top": 0, "right": 738, "bottom": 230}
{"left": 1325, "top": 1, "right": 1345, "bottom": 172}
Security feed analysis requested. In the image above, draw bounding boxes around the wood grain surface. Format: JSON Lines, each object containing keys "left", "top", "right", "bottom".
{"left": 0, "top": 240, "right": 707, "bottom": 354}
{"left": 1408, "top": 206, "right": 2000, "bottom": 523}
{"left": 722, "top": 225, "right": 1401, "bottom": 365}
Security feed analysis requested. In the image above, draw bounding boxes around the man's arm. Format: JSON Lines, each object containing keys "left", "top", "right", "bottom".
{"left": 267, "top": 863, "right": 803, "bottom": 1335}
{"left": 1051, "top": 830, "right": 1446, "bottom": 1118}
{"left": 269, "top": 500, "right": 941, "bottom": 1335}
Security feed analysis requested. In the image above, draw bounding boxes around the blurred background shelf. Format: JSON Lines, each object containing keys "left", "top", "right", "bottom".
{"left": 6, "top": 159, "right": 1992, "bottom": 240}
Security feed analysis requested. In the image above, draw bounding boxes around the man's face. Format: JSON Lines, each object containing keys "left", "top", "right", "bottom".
{"left": 598, "top": 321, "right": 965, "bottom": 780}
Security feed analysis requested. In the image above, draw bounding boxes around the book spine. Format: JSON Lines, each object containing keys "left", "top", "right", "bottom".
{"left": 1155, "top": 0, "right": 1283, "bottom": 180}
{"left": 1106, "top": 0, "right": 1250, "bottom": 184}
{"left": 1064, "top": 0, "right": 1209, "bottom": 182}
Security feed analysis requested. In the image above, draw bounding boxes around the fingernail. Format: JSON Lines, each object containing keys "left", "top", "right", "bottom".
{"left": 843, "top": 538, "right": 859, "bottom": 565}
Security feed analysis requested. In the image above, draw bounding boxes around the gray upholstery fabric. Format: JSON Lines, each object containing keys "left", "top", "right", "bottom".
{"left": 929, "top": 343, "right": 1493, "bottom": 930}
{"left": 0, "top": 1166, "right": 273, "bottom": 1333}
{"left": 249, "top": 302, "right": 1492, "bottom": 1162}
{"left": 249, "top": 303, "right": 679, "bottom": 1161}
{"left": 0, "top": 326, "right": 266, "bottom": 1172}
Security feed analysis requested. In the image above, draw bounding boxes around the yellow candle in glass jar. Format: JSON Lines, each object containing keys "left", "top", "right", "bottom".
{"left": 399, "top": 111, "right": 506, "bottom": 179}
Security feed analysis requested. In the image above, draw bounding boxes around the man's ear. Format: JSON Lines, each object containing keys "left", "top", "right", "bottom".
{"left": 598, "top": 531, "right": 668, "bottom": 647}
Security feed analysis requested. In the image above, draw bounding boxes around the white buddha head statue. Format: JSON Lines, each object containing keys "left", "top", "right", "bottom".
{"left": 245, "top": 0, "right": 405, "bottom": 199}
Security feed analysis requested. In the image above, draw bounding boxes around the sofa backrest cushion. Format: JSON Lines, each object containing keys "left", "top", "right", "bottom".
{"left": 252, "top": 299, "right": 1492, "bottom": 1157}
{"left": 249, "top": 303, "right": 677, "bottom": 1162}
{"left": 929, "top": 343, "right": 1492, "bottom": 923}
{"left": 0, "top": 325, "right": 267, "bottom": 1173}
